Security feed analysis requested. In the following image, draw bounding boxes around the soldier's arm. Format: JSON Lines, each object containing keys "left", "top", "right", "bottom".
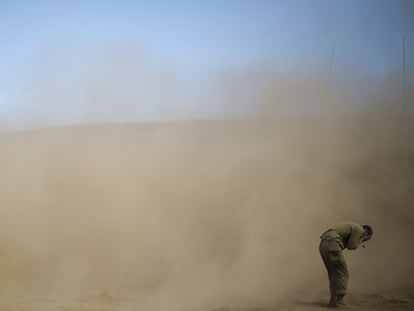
{"left": 347, "top": 226, "right": 364, "bottom": 250}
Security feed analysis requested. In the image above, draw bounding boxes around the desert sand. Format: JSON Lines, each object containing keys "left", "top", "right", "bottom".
{"left": 0, "top": 115, "right": 413, "bottom": 310}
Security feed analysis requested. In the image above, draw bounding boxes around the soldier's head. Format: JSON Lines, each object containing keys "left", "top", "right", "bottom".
{"left": 362, "top": 224, "right": 373, "bottom": 241}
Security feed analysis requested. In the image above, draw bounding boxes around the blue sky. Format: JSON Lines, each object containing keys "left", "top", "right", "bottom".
{"left": 0, "top": 0, "right": 413, "bottom": 128}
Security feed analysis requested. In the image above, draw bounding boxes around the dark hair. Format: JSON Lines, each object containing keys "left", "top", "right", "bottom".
{"left": 362, "top": 224, "right": 373, "bottom": 237}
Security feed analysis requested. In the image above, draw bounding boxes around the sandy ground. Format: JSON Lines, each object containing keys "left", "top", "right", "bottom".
{"left": 1, "top": 118, "right": 413, "bottom": 311}
{"left": 1, "top": 292, "right": 414, "bottom": 311}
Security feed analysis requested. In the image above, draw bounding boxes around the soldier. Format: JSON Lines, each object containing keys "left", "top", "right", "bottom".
{"left": 319, "top": 222, "right": 373, "bottom": 308}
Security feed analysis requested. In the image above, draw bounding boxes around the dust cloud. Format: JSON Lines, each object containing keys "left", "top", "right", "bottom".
{"left": 1, "top": 43, "right": 414, "bottom": 310}
{"left": 1, "top": 112, "right": 413, "bottom": 310}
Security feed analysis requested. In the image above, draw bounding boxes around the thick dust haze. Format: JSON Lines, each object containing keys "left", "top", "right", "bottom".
{"left": 1, "top": 42, "right": 414, "bottom": 311}
{"left": 1, "top": 112, "right": 413, "bottom": 310}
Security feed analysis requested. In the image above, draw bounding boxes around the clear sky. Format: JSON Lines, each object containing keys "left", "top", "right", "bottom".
{"left": 0, "top": 0, "right": 413, "bottom": 129}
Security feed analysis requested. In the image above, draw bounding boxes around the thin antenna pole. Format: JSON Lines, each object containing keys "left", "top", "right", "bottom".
{"left": 402, "top": 36, "right": 407, "bottom": 111}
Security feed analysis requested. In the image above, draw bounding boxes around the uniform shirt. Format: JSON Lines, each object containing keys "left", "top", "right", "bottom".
{"left": 320, "top": 222, "right": 364, "bottom": 250}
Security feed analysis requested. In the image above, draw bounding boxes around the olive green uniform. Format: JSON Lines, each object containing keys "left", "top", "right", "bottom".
{"left": 319, "top": 222, "right": 364, "bottom": 297}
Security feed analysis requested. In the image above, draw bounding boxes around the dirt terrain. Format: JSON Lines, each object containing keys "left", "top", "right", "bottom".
{"left": 1, "top": 292, "right": 414, "bottom": 310}
{"left": 0, "top": 116, "right": 413, "bottom": 311}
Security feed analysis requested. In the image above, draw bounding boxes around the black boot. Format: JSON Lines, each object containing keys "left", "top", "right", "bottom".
{"left": 328, "top": 293, "right": 337, "bottom": 308}
{"left": 336, "top": 294, "right": 346, "bottom": 306}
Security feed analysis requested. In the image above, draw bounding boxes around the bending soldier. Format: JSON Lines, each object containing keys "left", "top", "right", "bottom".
{"left": 319, "top": 222, "right": 373, "bottom": 308}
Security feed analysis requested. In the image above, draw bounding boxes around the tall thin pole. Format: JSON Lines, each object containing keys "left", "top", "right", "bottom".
{"left": 402, "top": 36, "right": 407, "bottom": 111}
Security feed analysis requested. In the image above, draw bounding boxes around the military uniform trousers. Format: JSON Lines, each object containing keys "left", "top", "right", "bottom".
{"left": 319, "top": 239, "right": 349, "bottom": 295}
